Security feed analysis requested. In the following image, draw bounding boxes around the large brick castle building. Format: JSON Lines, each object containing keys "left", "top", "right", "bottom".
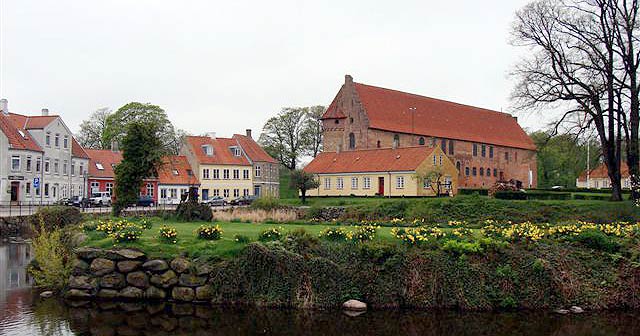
{"left": 320, "top": 75, "right": 537, "bottom": 189}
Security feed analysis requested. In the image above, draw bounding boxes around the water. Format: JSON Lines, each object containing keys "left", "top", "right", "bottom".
{"left": 1, "top": 242, "right": 640, "bottom": 336}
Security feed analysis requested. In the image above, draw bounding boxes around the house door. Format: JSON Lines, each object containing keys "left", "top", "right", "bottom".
{"left": 10, "top": 182, "right": 19, "bottom": 202}
{"left": 378, "top": 177, "right": 385, "bottom": 196}
{"left": 254, "top": 185, "right": 261, "bottom": 197}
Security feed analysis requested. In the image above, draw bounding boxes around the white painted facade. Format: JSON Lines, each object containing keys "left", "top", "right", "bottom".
{"left": 158, "top": 185, "right": 191, "bottom": 205}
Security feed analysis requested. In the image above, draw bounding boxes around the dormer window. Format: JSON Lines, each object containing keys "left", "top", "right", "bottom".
{"left": 230, "top": 146, "right": 241, "bottom": 156}
{"left": 172, "top": 169, "right": 179, "bottom": 175}
{"left": 201, "top": 145, "right": 213, "bottom": 156}
{"left": 96, "top": 163, "right": 104, "bottom": 170}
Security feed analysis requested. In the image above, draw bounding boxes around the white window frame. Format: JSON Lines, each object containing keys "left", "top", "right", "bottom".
{"left": 223, "top": 169, "right": 230, "bottom": 179}
{"left": 146, "top": 183, "right": 154, "bottom": 197}
{"left": 336, "top": 177, "right": 344, "bottom": 190}
{"left": 233, "top": 169, "right": 240, "bottom": 179}
{"left": 324, "top": 178, "right": 331, "bottom": 190}
{"left": 363, "top": 177, "right": 371, "bottom": 189}
{"left": 233, "top": 189, "right": 239, "bottom": 197}
{"left": 351, "top": 177, "right": 358, "bottom": 189}
{"left": 63, "top": 135, "right": 69, "bottom": 149}
{"left": 213, "top": 169, "right": 219, "bottom": 179}
{"left": 223, "top": 189, "right": 230, "bottom": 197}
{"left": 11, "top": 155, "right": 20, "bottom": 172}
{"left": 26, "top": 156, "right": 32, "bottom": 172}
{"left": 255, "top": 166, "right": 262, "bottom": 177}
{"left": 396, "top": 176, "right": 405, "bottom": 189}
{"left": 203, "top": 168, "right": 210, "bottom": 179}
{"left": 106, "top": 182, "right": 114, "bottom": 194}
{"left": 45, "top": 159, "right": 50, "bottom": 174}
{"left": 243, "top": 169, "right": 249, "bottom": 179}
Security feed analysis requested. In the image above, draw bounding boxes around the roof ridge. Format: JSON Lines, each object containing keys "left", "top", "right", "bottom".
{"left": 320, "top": 145, "right": 436, "bottom": 154}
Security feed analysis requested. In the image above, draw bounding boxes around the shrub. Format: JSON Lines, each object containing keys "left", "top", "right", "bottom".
{"left": 96, "top": 219, "right": 132, "bottom": 235}
{"left": 349, "top": 225, "right": 378, "bottom": 243}
{"left": 111, "top": 225, "right": 143, "bottom": 243}
{"left": 258, "top": 227, "right": 284, "bottom": 242}
{"left": 30, "top": 206, "right": 82, "bottom": 229}
{"left": 391, "top": 227, "right": 444, "bottom": 245}
{"left": 158, "top": 225, "right": 178, "bottom": 244}
{"left": 319, "top": 227, "right": 349, "bottom": 241}
{"left": 28, "top": 223, "right": 72, "bottom": 291}
{"left": 441, "top": 239, "right": 484, "bottom": 255}
{"left": 250, "top": 196, "right": 281, "bottom": 211}
{"left": 458, "top": 188, "right": 489, "bottom": 196}
{"left": 136, "top": 217, "right": 154, "bottom": 230}
{"left": 494, "top": 191, "right": 527, "bottom": 200}
{"left": 571, "top": 229, "right": 620, "bottom": 253}
{"left": 176, "top": 201, "right": 213, "bottom": 222}
{"left": 234, "top": 234, "right": 251, "bottom": 243}
{"left": 82, "top": 220, "right": 99, "bottom": 232}
{"left": 196, "top": 224, "right": 223, "bottom": 240}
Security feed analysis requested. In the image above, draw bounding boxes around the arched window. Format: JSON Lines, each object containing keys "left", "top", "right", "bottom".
{"left": 465, "top": 167, "right": 470, "bottom": 176}
{"left": 456, "top": 161, "right": 461, "bottom": 172}
{"left": 441, "top": 139, "right": 447, "bottom": 152}
{"left": 376, "top": 140, "right": 381, "bottom": 148}
{"left": 472, "top": 167, "right": 477, "bottom": 176}
{"left": 418, "top": 137, "right": 425, "bottom": 145}
{"left": 480, "top": 168, "right": 484, "bottom": 176}
{"left": 486, "top": 167, "right": 491, "bottom": 177}
{"left": 393, "top": 134, "right": 400, "bottom": 148}
{"left": 348, "top": 133, "right": 356, "bottom": 149}
{"left": 449, "top": 140, "right": 454, "bottom": 155}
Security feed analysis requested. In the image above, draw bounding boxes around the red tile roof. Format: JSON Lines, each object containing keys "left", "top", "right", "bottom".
{"left": 232, "top": 134, "right": 278, "bottom": 163}
{"left": 323, "top": 82, "right": 536, "bottom": 151}
{"left": 304, "top": 146, "right": 438, "bottom": 174}
{"left": 0, "top": 113, "right": 42, "bottom": 152}
{"left": 322, "top": 98, "right": 346, "bottom": 119}
{"left": 7, "top": 113, "right": 58, "bottom": 129}
{"left": 85, "top": 149, "right": 122, "bottom": 178}
{"left": 185, "top": 136, "right": 251, "bottom": 166}
{"left": 158, "top": 156, "right": 200, "bottom": 185}
{"left": 72, "top": 138, "right": 90, "bottom": 159}
{"left": 577, "top": 162, "right": 629, "bottom": 181}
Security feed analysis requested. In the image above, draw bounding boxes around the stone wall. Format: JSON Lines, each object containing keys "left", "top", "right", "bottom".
{"left": 67, "top": 247, "right": 213, "bottom": 303}
{"left": 0, "top": 215, "right": 34, "bottom": 238}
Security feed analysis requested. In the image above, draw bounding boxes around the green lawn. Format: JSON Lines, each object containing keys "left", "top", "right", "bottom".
{"left": 84, "top": 220, "right": 400, "bottom": 259}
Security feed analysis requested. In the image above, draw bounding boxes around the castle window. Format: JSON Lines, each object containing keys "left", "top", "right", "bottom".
{"left": 376, "top": 140, "right": 381, "bottom": 148}
{"left": 348, "top": 133, "right": 356, "bottom": 149}
{"left": 472, "top": 167, "right": 477, "bottom": 176}
{"left": 493, "top": 168, "right": 498, "bottom": 177}
{"left": 473, "top": 144, "right": 478, "bottom": 156}
{"left": 335, "top": 120, "right": 339, "bottom": 124}
{"left": 449, "top": 140, "right": 454, "bottom": 155}
{"left": 349, "top": 117, "right": 354, "bottom": 124}
{"left": 489, "top": 146, "right": 494, "bottom": 158}
{"left": 480, "top": 168, "right": 484, "bottom": 176}
{"left": 456, "top": 161, "right": 461, "bottom": 172}
{"left": 481, "top": 144, "right": 486, "bottom": 157}
{"left": 393, "top": 134, "right": 400, "bottom": 148}
{"left": 440, "top": 139, "right": 447, "bottom": 152}
{"left": 418, "top": 137, "right": 425, "bottom": 145}
{"left": 465, "top": 167, "right": 470, "bottom": 176}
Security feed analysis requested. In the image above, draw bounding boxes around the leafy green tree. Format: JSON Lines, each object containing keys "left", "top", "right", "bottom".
{"left": 289, "top": 169, "right": 319, "bottom": 204}
{"left": 530, "top": 131, "right": 601, "bottom": 188}
{"left": 77, "top": 107, "right": 112, "bottom": 149}
{"left": 303, "top": 105, "right": 326, "bottom": 158}
{"left": 113, "top": 122, "right": 163, "bottom": 215}
{"left": 104, "top": 102, "right": 180, "bottom": 154}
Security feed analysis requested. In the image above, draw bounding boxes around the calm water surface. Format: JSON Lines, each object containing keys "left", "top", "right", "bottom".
{"left": 2, "top": 242, "right": 640, "bottom": 336}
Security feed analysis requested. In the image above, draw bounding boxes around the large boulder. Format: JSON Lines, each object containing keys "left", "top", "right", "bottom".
{"left": 126, "top": 271, "right": 149, "bottom": 288}
{"left": 112, "top": 249, "right": 146, "bottom": 260}
{"left": 90, "top": 258, "right": 115, "bottom": 276}
{"left": 150, "top": 270, "right": 178, "bottom": 288}
{"left": 195, "top": 285, "right": 213, "bottom": 301}
{"left": 171, "top": 287, "right": 194, "bottom": 301}
{"left": 66, "top": 289, "right": 91, "bottom": 298}
{"left": 145, "top": 286, "right": 167, "bottom": 300}
{"left": 170, "top": 257, "right": 190, "bottom": 273}
{"left": 72, "top": 259, "right": 89, "bottom": 276}
{"left": 143, "top": 260, "right": 169, "bottom": 272}
{"left": 194, "top": 263, "right": 214, "bottom": 276}
{"left": 343, "top": 299, "right": 367, "bottom": 311}
{"left": 69, "top": 275, "right": 97, "bottom": 290}
{"left": 75, "top": 247, "right": 104, "bottom": 260}
{"left": 178, "top": 274, "right": 206, "bottom": 287}
{"left": 100, "top": 272, "right": 126, "bottom": 289}
{"left": 97, "top": 289, "right": 119, "bottom": 299}
{"left": 119, "top": 286, "right": 145, "bottom": 299}
{"left": 117, "top": 260, "right": 142, "bottom": 273}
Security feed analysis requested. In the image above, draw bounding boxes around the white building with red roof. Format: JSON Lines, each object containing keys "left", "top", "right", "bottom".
{"left": 157, "top": 155, "right": 200, "bottom": 204}
{"left": 0, "top": 99, "right": 90, "bottom": 204}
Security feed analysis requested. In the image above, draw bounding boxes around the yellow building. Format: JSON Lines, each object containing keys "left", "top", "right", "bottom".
{"left": 304, "top": 146, "right": 458, "bottom": 197}
{"left": 181, "top": 134, "right": 254, "bottom": 201}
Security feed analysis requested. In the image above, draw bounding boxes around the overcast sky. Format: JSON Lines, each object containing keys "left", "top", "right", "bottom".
{"left": 0, "top": 0, "right": 544, "bottom": 138}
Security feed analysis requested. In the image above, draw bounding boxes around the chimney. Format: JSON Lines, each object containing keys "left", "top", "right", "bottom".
{"left": 0, "top": 98, "right": 7, "bottom": 115}
{"left": 345, "top": 74, "right": 353, "bottom": 85}
{"left": 41, "top": 108, "right": 49, "bottom": 116}
{"left": 205, "top": 132, "right": 216, "bottom": 139}
{"left": 246, "top": 129, "right": 252, "bottom": 138}
{"left": 513, "top": 116, "right": 518, "bottom": 122}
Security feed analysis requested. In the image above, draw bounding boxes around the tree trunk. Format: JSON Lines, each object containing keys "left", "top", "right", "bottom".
{"left": 300, "top": 189, "right": 306, "bottom": 204}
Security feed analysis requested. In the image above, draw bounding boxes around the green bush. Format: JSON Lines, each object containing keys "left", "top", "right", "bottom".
{"left": 28, "top": 224, "right": 72, "bottom": 291}
{"left": 234, "top": 234, "right": 251, "bottom": 243}
{"left": 494, "top": 191, "right": 528, "bottom": 200}
{"left": 250, "top": 196, "right": 281, "bottom": 211}
{"left": 459, "top": 188, "right": 489, "bottom": 196}
{"left": 158, "top": 225, "right": 178, "bottom": 244}
{"left": 111, "top": 225, "right": 143, "bottom": 243}
{"left": 526, "top": 191, "right": 572, "bottom": 200}
{"left": 136, "top": 217, "right": 154, "bottom": 230}
{"left": 319, "top": 227, "right": 349, "bottom": 241}
{"left": 258, "top": 227, "right": 284, "bottom": 242}
{"left": 30, "top": 206, "right": 82, "bottom": 229}
{"left": 571, "top": 229, "right": 620, "bottom": 252}
{"left": 196, "top": 224, "right": 223, "bottom": 240}
{"left": 176, "top": 201, "right": 213, "bottom": 222}
{"left": 573, "top": 194, "right": 612, "bottom": 201}
{"left": 441, "top": 239, "right": 484, "bottom": 255}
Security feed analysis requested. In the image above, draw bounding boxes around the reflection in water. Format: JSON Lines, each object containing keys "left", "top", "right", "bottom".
{"left": 1, "top": 242, "right": 640, "bottom": 336}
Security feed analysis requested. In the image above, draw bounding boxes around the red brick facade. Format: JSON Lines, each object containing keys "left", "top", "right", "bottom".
{"left": 321, "top": 76, "right": 537, "bottom": 189}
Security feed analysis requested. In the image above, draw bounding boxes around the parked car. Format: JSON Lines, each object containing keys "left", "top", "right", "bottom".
{"left": 71, "top": 196, "right": 90, "bottom": 208}
{"left": 202, "top": 196, "right": 226, "bottom": 207}
{"left": 228, "top": 195, "right": 256, "bottom": 206}
{"left": 89, "top": 192, "right": 112, "bottom": 207}
{"left": 136, "top": 195, "right": 155, "bottom": 207}
{"left": 55, "top": 198, "right": 73, "bottom": 206}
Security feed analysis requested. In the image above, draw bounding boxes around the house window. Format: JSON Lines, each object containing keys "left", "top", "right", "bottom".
{"left": 473, "top": 144, "right": 478, "bottom": 156}
{"left": 45, "top": 132, "right": 51, "bottom": 146}
{"left": 79, "top": 163, "right": 84, "bottom": 176}
{"left": 418, "top": 137, "right": 425, "bottom": 145}
{"left": 201, "top": 145, "right": 213, "bottom": 156}
{"left": 106, "top": 183, "right": 113, "bottom": 194}
{"left": 336, "top": 178, "right": 344, "bottom": 190}
{"left": 465, "top": 167, "right": 470, "bottom": 176}
{"left": 213, "top": 189, "right": 220, "bottom": 197}
{"left": 45, "top": 159, "right": 50, "bottom": 173}
{"left": 481, "top": 144, "right": 486, "bottom": 157}
{"left": 349, "top": 133, "right": 356, "bottom": 149}
{"left": 255, "top": 166, "right": 262, "bottom": 177}
{"left": 233, "top": 169, "right": 240, "bottom": 179}
{"left": 363, "top": 177, "right": 371, "bottom": 189}
{"left": 44, "top": 183, "right": 50, "bottom": 197}
{"left": 243, "top": 189, "right": 250, "bottom": 196}
{"left": 63, "top": 160, "right": 68, "bottom": 175}
{"left": 472, "top": 167, "right": 477, "bottom": 176}
{"left": 161, "top": 189, "right": 167, "bottom": 199}
{"left": 55, "top": 134, "right": 60, "bottom": 147}
{"left": 26, "top": 156, "right": 32, "bottom": 172}
{"left": 36, "top": 185, "right": 41, "bottom": 196}
{"left": 423, "top": 178, "right": 430, "bottom": 189}
{"left": 393, "top": 134, "right": 400, "bottom": 148}
{"left": 448, "top": 140, "right": 454, "bottom": 155}
{"left": 202, "top": 189, "right": 209, "bottom": 200}
{"left": 54, "top": 159, "right": 59, "bottom": 174}
{"left": 213, "top": 169, "right": 219, "bottom": 179}
{"left": 243, "top": 169, "right": 249, "bottom": 179}
{"left": 26, "top": 182, "right": 31, "bottom": 195}
{"left": 172, "top": 169, "right": 179, "bottom": 175}
{"left": 233, "top": 189, "right": 239, "bottom": 197}
{"left": 324, "top": 178, "right": 331, "bottom": 190}
{"left": 223, "top": 189, "right": 230, "bottom": 198}
{"left": 433, "top": 155, "right": 437, "bottom": 165}
{"left": 480, "top": 168, "right": 484, "bottom": 176}
{"left": 232, "top": 147, "right": 241, "bottom": 156}
{"left": 187, "top": 169, "right": 193, "bottom": 176}
{"left": 335, "top": 119, "right": 339, "bottom": 124}
{"left": 146, "top": 183, "right": 154, "bottom": 197}
{"left": 493, "top": 168, "right": 498, "bottom": 177}
{"left": 396, "top": 176, "right": 405, "bottom": 189}
{"left": 36, "top": 158, "right": 41, "bottom": 172}
{"left": 203, "top": 169, "right": 210, "bottom": 179}
{"left": 486, "top": 167, "right": 491, "bottom": 177}
{"left": 63, "top": 136, "right": 69, "bottom": 149}
{"left": 489, "top": 146, "right": 494, "bottom": 158}
{"left": 223, "top": 169, "right": 230, "bottom": 179}
{"left": 439, "top": 155, "right": 443, "bottom": 165}
{"left": 90, "top": 181, "right": 100, "bottom": 192}
{"left": 11, "top": 155, "right": 20, "bottom": 171}
{"left": 351, "top": 177, "right": 358, "bottom": 189}
{"left": 440, "top": 139, "right": 447, "bottom": 152}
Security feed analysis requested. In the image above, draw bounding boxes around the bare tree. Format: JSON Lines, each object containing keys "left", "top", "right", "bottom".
{"left": 303, "top": 105, "right": 326, "bottom": 158}
{"left": 511, "top": 0, "right": 640, "bottom": 201}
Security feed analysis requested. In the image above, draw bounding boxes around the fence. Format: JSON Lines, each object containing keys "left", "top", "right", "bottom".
{"left": 0, "top": 201, "right": 180, "bottom": 218}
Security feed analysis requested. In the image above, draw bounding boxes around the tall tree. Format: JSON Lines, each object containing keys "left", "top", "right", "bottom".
{"left": 113, "top": 122, "right": 163, "bottom": 216}
{"left": 104, "top": 102, "right": 178, "bottom": 154}
{"left": 510, "top": 0, "right": 640, "bottom": 201}
{"left": 303, "top": 105, "right": 326, "bottom": 158}
{"left": 77, "top": 107, "right": 112, "bottom": 149}
{"left": 259, "top": 107, "right": 309, "bottom": 170}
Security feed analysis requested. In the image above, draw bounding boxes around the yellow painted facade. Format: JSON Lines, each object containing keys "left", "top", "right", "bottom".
{"left": 196, "top": 164, "right": 254, "bottom": 200}
{"left": 307, "top": 147, "right": 458, "bottom": 197}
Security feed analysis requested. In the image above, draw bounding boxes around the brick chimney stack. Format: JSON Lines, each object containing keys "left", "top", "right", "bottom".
{"left": 41, "top": 108, "right": 49, "bottom": 116}
{"left": 246, "top": 129, "right": 252, "bottom": 138}
{"left": 0, "top": 98, "right": 7, "bottom": 115}
{"left": 345, "top": 74, "right": 353, "bottom": 85}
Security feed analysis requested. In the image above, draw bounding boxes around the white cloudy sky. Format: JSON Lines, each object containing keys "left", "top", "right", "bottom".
{"left": 0, "top": 0, "right": 546, "bottom": 138}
